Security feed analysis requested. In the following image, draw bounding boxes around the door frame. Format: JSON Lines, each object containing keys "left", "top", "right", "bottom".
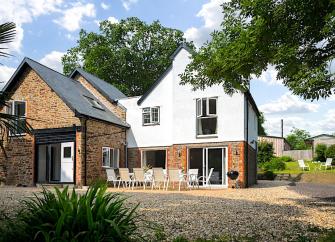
{"left": 187, "top": 146, "right": 228, "bottom": 188}
{"left": 60, "top": 142, "right": 75, "bottom": 183}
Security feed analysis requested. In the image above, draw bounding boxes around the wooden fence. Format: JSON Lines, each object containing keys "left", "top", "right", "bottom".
{"left": 283, "top": 150, "right": 313, "bottom": 161}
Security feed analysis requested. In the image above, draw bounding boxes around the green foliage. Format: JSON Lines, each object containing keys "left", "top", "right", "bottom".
{"left": 180, "top": 0, "right": 335, "bottom": 100}
{"left": 286, "top": 128, "right": 311, "bottom": 150}
{"left": 62, "top": 17, "right": 194, "bottom": 96}
{"left": 315, "top": 143, "right": 328, "bottom": 162}
{"left": 257, "top": 141, "right": 274, "bottom": 163}
{"left": 0, "top": 183, "right": 144, "bottom": 242}
{"left": 257, "top": 112, "right": 266, "bottom": 136}
{"left": 261, "top": 157, "right": 286, "bottom": 171}
{"left": 325, "top": 144, "right": 335, "bottom": 163}
{"left": 280, "top": 156, "right": 294, "bottom": 162}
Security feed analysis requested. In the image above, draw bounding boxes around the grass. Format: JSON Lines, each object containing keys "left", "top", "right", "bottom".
{"left": 273, "top": 161, "right": 335, "bottom": 175}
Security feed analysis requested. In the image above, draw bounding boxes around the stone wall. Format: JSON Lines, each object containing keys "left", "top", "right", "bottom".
{"left": 85, "top": 119, "right": 127, "bottom": 185}
{"left": 0, "top": 68, "right": 81, "bottom": 186}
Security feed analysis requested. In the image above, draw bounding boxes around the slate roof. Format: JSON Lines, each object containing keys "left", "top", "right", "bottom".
{"left": 306, "top": 134, "right": 335, "bottom": 140}
{"left": 70, "top": 68, "right": 126, "bottom": 102}
{"left": 3, "top": 57, "right": 129, "bottom": 128}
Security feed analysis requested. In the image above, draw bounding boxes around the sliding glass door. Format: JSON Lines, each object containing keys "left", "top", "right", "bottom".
{"left": 188, "top": 147, "right": 227, "bottom": 187}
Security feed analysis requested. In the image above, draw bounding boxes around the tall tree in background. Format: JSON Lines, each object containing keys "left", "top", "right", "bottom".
{"left": 181, "top": 0, "right": 335, "bottom": 100}
{"left": 62, "top": 17, "right": 194, "bottom": 96}
{"left": 258, "top": 112, "right": 267, "bottom": 136}
{"left": 286, "top": 128, "right": 311, "bottom": 150}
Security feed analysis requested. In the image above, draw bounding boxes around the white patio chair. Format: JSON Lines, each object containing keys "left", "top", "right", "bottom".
{"left": 106, "top": 168, "right": 120, "bottom": 187}
{"left": 132, "top": 168, "right": 150, "bottom": 190}
{"left": 197, "top": 168, "right": 214, "bottom": 188}
{"left": 320, "top": 158, "right": 334, "bottom": 170}
{"left": 151, "top": 167, "right": 168, "bottom": 190}
{"left": 298, "top": 160, "right": 310, "bottom": 171}
{"left": 188, "top": 169, "right": 199, "bottom": 188}
{"left": 118, "top": 168, "right": 133, "bottom": 189}
{"left": 166, "top": 168, "right": 188, "bottom": 191}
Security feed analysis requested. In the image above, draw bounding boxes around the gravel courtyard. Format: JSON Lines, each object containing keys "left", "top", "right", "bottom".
{"left": 0, "top": 181, "right": 334, "bottom": 241}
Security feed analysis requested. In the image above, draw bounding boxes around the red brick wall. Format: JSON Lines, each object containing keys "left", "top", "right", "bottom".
{"left": 126, "top": 141, "right": 257, "bottom": 188}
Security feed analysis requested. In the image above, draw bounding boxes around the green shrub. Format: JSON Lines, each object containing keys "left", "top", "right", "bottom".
{"left": 315, "top": 143, "right": 327, "bottom": 162}
{"left": 257, "top": 141, "right": 274, "bottom": 163}
{"left": 261, "top": 157, "right": 286, "bottom": 171}
{"left": 279, "top": 156, "right": 294, "bottom": 162}
{"left": 325, "top": 144, "right": 335, "bottom": 165}
{"left": 0, "top": 182, "right": 144, "bottom": 242}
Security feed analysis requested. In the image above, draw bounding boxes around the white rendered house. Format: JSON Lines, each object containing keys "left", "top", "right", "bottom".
{"left": 119, "top": 44, "right": 259, "bottom": 188}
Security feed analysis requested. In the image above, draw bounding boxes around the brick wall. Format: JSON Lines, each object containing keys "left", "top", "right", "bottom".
{"left": 84, "top": 119, "right": 127, "bottom": 185}
{"left": 126, "top": 141, "right": 256, "bottom": 188}
{"left": 75, "top": 75, "right": 126, "bottom": 121}
{"left": 0, "top": 67, "right": 81, "bottom": 185}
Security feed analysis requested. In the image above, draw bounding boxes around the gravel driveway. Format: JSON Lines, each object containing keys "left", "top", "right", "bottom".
{"left": 0, "top": 181, "right": 334, "bottom": 241}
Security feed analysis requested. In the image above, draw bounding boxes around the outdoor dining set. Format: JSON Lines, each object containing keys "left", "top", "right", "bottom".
{"left": 105, "top": 167, "right": 215, "bottom": 191}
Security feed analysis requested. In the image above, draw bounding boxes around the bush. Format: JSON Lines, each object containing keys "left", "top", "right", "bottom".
{"left": 0, "top": 182, "right": 144, "bottom": 242}
{"left": 257, "top": 141, "right": 274, "bottom": 163}
{"left": 325, "top": 144, "right": 335, "bottom": 165}
{"left": 315, "top": 143, "right": 327, "bottom": 162}
{"left": 279, "top": 156, "right": 294, "bottom": 162}
{"left": 261, "top": 157, "right": 286, "bottom": 171}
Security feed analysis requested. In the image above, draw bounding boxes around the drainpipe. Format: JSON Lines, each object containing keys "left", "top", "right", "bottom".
{"left": 245, "top": 95, "right": 249, "bottom": 188}
{"left": 84, "top": 118, "right": 88, "bottom": 186}
{"left": 124, "top": 129, "right": 128, "bottom": 168}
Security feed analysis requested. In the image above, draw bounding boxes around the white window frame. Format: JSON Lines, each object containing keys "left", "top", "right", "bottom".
{"left": 8, "top": 100, "right": 27, "bottom": 136}
{"left": 142, "top": 106, "right": 160, "bottom": 125}
{"left": 196, "top": 97, "right": 218, "bottom": 137}
{"left": 102, "top": 147, "right": 120, "bottom": 168}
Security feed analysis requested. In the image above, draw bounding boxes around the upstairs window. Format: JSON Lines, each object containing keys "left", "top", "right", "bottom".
{"left": 196, "top": 97, "right": 217, "bottom": 136}
{"left": 7, "top": 101, "right": 26, "bottom": 136}
{"left": 142, "top": 107, "right": 160, "bottom": 125}
{"left": 84, "top": 96, "right": 104, "bottom": 111}
{"left": 102, "top": 147, "right": 120, "bottom": 168}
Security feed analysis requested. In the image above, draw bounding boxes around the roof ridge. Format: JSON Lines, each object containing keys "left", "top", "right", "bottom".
{"left": 25, "top": 57, "right": 68, "bottom": 79}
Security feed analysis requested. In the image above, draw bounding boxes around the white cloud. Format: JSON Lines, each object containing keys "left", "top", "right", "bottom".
{"left": 101, "top": 2, "right": 110, "bottom": 10}
{"left": 316, "top": 109, "right": 335, "bottom": 134}
{"left": 0, "top": 0, "right": 63, "bottom": 53}
{"left": 252, "top": 65, "right": 282, "bottom": 85}
{"left": 263, "top": 116, "right": 306, "bottom": 137}
{"left": 53, "top": 2, "right": 96, "bottom": 32}
{"left": 121, "top": 0, "right": 138, "bottom": 11}
{"left": 184, "top": 0, "right": 224, "bottom": 48}
{"left": 107, "top": 16, "right": 119, "bottom": 24}
{"left": 0, "top": 65, "right": 16, "bottom": 89}
{"left": 40, "top": 51, "right": 65, "bottom": 73}
{"left": 259, "top": 93, "right": 319, "bottom": 115}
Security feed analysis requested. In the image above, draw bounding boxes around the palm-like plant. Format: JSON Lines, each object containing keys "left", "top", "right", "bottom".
{"left": 0, "top": 22, "right": 32, "bottom": 153}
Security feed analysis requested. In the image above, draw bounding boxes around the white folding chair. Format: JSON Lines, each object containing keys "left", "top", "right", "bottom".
{"left": 106, "top": 168, "right": 119, "bottom": 187}
{"left": 151, "top": 168, "right": 168, "bottom": 190}
{"left": 166, "top": 168, "right": 188, "bottom": 191}
{"left": 118, "top": 168, "right": 133, "bottom": 189}
{"left": 132, "top": 168, "right": 150, "bottom": 189}
{"left": 198, "top": 168, "right": 214, "bottom": 188}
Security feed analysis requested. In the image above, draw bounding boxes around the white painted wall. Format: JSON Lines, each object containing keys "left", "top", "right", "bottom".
{"left": 119, "top": 47, "right": 257, "bottom": 148}
{"left": 247, "top": 102, "right": 258, "bottom": 149}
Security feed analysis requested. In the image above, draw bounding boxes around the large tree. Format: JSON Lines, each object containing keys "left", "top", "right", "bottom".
{"left": 180, "top": 0, "right": 335, "bottom": 100}
{"left": 258, "top": 112, "right": 267, "bottom": 136}
{"left": 286, "top": 128, "right": 311, "bottom": 150}
{"left": 62, "top": 17, "right": 194, "bottom": 96}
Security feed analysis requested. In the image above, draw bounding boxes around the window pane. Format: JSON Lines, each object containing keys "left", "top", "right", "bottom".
{"left": 102, "top": 148, "right": 110, "bottom": 167}
{"left": 202, "top": 98, "right": 207, "bottom": 116}
{"left": 143, "top": 113, "right": 151, "bottom": 124}
{"left": 209, "top": 98, "right": 217, "bottom": 115}
{"left": 197, "top": 117, "right": 217, "bottom": 135}
{"left": 196, "top": 99, "right": 201, "bottom": 117}
{"left": 63, "top": 147, "right": 71, "bottom": 158}
{"left": 143, "top": 108, "right": 150, "bottom": 113}
{"left": 15, "top": 102, "right": 26, "bottom": 117}
{"left": 7, "top": 102, "right": 12, "bottom": 114}
{"left": 109, "top": 149, "right": 114, "bottom": 167}
{"left": 151, "top": 108, "right": 159, "bottom": 123}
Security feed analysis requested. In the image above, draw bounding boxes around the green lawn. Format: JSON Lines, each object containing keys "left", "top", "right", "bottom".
{"left": 273, "top": 161, "right": 335, "bottom": 174}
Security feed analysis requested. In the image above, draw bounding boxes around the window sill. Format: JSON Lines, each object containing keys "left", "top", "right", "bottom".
{"left": 143, "top": 123, "right": 160, "bottom": 126}
{"left": 9, "top": 133, "right": 26, "bottom": 138}
{"left": 196, "top": 134, "right": 218, "bottom": 139}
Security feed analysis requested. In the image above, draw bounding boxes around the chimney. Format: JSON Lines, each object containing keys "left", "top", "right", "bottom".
{"left": 281, "top": 119, "right": 284, "bottom": 137}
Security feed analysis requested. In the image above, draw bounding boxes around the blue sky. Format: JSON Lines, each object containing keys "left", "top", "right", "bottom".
{"left": 0, "top": 0, "right": 334, "bottom": 136}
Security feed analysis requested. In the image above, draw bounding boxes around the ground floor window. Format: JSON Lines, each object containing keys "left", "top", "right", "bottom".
{"left": 142, "top": 150, "right": 166, "bottom": 168}
{"left": 102, "top": 147, "right": 120, "bottom": 168}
